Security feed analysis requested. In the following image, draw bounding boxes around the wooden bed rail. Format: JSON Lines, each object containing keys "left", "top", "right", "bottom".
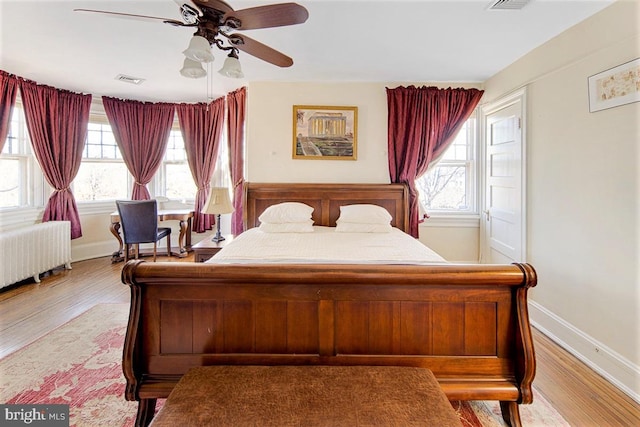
{"left": 121, "top": 261, "right": 534, "bottom": 285}
{"left": 121, "top": 260, "right": 537, "bottom": 427}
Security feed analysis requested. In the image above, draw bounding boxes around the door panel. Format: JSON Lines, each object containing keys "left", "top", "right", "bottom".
{"left": 482, "top": 96, "right": 525, "bottom": 264}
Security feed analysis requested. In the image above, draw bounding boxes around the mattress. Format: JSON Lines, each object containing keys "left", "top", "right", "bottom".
{"left": 207, "top": 226, "right": 446, "bottom": 265}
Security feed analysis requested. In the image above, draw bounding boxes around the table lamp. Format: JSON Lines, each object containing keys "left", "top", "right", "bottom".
{"left": 201, "top": 187, "right": 234, "bottom": 242}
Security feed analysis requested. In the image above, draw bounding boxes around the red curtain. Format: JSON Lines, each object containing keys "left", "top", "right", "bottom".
{"left": 19, "top": 79, "right": 92, "bottom": 239}
{"left": 176, "top": 98, "right": 225, "bottom": 233}
{"left": 387, "top": 85, "right": 484, "bottom": 237}
{"left": 102, "top": 96, "right": 175, "bottom": 200}
{"left": 227, "top": 87, "right": 246, "bottom": 236}
{"left": 0, "top": 70, "right": 18, "bottom": 153}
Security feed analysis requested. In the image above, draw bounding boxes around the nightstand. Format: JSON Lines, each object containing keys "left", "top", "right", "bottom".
{"left": 192, "top": 235, "right": 234, "bottom": 262}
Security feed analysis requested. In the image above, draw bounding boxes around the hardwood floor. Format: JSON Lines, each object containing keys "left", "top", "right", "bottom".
{"left": 1, "top": 255, "right": 639, "bottom": 426}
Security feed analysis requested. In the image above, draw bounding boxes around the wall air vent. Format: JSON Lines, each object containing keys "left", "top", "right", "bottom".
{"left": 114, "top": 74, "right": 145, "bottom": 85}
{"left": 488, "top": 0, "right": 531, "bottom": 10}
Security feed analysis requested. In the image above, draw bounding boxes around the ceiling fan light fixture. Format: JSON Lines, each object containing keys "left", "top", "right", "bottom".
{"left": 183, "top": 35, "right": 214, "bottom": 63}
{"left": 180, "top": 58, "right": 206, "bottom": 78}
{"left": 218, "top": 51, "right": 244, "bottom": 79}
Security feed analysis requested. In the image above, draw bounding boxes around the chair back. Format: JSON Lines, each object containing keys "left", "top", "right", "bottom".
{"left": 116, "top": 200, "right": 160, "bottom": 245}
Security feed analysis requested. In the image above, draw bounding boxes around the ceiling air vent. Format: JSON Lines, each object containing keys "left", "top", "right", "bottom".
{"left": 114, "top": 74, "right": 145, "bottom": 85}
{"left": 488, "top": 0, "right": 531, "bottom": 10}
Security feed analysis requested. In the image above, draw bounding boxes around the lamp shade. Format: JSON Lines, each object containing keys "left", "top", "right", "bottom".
{"left": 218, "top": 55, "right": 244, "bottom": 78}
{"left": 183, "top": 35, "right": 214, "bottom": 63}
{"left": 180, "top": 58, "right": 206, "bottom": 78}
{"left": 201, "top": 187, "right": 234, "bottom": 215}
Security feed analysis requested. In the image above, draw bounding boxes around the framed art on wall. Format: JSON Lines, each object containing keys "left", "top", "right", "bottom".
{"left": 588, "top": 58, "right": 640, "bottom": 112}
{"left": 293, "top": 105, "right": 357, "bottom": 160}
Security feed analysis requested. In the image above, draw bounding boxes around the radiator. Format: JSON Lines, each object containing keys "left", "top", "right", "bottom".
{"left": 0, "top": 221, "right": 72, "bottom": 289}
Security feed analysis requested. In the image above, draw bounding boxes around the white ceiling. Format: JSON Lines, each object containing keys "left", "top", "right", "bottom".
{"left": 0, "top": 0, "right": 615, "bottom": 103}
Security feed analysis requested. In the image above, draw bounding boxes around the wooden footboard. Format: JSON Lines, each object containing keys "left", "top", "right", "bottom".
{"left": 121, "top": 260, "right": 537, "bottom": 427}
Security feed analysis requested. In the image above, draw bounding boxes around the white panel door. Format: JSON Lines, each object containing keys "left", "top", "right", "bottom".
{"left": 482, "top": 95, "right": 525, "bottom": 264}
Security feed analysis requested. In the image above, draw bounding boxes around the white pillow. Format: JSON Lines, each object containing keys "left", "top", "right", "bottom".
{"left": 258, "top": 202, "right": 314, "bottom": 224}
{"left": 335, "top": 220, "right": 392, "bottom": 233}
{"left": 338, "top": 204, "right": 392, "bottom": 225}
{"left": 259, "top": 220, "right": 314, "bottom": 233}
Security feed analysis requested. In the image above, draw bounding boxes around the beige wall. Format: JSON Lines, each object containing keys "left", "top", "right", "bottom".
{"left": 246, "top": 82, "right": 390, "bottom": 184}
{"left": 420, "top": 220, "right": 480, "bottom": 262}
{"left": 484, "top": 0, "right": 639, "bottom": 399}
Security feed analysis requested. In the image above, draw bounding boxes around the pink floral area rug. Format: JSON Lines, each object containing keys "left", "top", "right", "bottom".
{"left": 0, "top": 304, "right": 569, "bottom": 426}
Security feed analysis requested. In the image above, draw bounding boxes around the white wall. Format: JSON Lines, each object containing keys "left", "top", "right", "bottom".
{"left": 420, "top": 219, "right": 479, "bottom": 262}
{"left": 483, "top": 0, "right": 639, "bottom": 400}
{"left": 246, "top": 82, "right": 391, "bottom": 184}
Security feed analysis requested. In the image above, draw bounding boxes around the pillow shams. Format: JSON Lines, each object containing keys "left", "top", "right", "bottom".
{"left": 258, "top": 202, "right": 314, "bottom": 224}
{"left": 338, "top": 204, "right": 392, "bottom": 224}
{"left": 259, "top": 220, "right": 314, "bottom": 233}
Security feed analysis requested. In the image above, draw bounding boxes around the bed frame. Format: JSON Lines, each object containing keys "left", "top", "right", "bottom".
{"left": 121, "top": 183, "right": 537, "bottom": 427}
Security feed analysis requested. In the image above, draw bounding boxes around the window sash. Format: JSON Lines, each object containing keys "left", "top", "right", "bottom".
{"left": 73, "top": 159, "right": 130, "bottom": 202}
{"left": 0, "top": 156, "right": 28, "bottom": 208}
{"left": 416, "top": 114, "right": 478, "bottom": 216}
{"left": 420, "top": 160, "right": 474, "bottom": 213}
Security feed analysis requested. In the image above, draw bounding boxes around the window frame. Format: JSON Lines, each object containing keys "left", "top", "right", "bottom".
{"left": 416, "top": 110, "right": 480, "bottom": 225}
{"left": 154, "top": 127, "right": 197, "bottom": 202}
{"left": 73, "top": 118, "right": 132, "bottom": 205}
{"left": 0, "top": 100, "right": 48, "bottom": 213}
{"left": 153, "top": 121, "right": 231, "bottom": 202}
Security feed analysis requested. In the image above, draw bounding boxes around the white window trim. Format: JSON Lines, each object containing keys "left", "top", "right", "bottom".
{"left": 74, "top": 113, "right": 131, "bottom": 204}
{"left": 0, "top": 99, "right": 48, "bottom": 214}
{"left": 417, "top": 110, "right": 481, "bottom": 226}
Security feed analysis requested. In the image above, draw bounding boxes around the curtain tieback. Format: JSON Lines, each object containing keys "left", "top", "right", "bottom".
{"left": 54, "top": 187, "right": 70, "bottom": 192}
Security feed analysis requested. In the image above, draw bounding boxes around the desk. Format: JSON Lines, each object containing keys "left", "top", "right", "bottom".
{"left": 110, "top": 209, "right": 193, "bottom": 263}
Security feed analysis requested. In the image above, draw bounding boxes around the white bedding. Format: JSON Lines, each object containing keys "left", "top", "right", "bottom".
{"left": 206, "top": 226, "right": 446, "bottom": 265}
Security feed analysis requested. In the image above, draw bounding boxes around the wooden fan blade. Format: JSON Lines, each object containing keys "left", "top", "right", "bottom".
{"left": 228, "top": 34, "right": 293, "bottom": 68}
{"left": 73, "top": 9, "right": 184, "bottom": 26}
{"left": 226, "top": 3, "right": 309, "bottom": 30}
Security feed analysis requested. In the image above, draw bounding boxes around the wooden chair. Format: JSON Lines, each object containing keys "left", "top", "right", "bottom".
{"left": 116, "top": 200, "right": 171, "bottom": 262}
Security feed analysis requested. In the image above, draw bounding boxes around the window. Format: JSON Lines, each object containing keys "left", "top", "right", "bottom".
{"left": 415, "top": 113, "right": 478, "bottom": 215}
{"left": 160, "top": 130, "right": 197, "bottom": 200}
{"left": 0, "top": 105, "right": 34, "bottom": 208}
{"left": 6, "top": 102, "right": 227, "bottom": 208}
{"left": 211, "top": 130, "right": 231, "bottom": 189}
{"left": 157, "top": 126, "right": 230, "bottom": 201}
{"left": 74, "top": 122, "right": 129, "bottom": 202}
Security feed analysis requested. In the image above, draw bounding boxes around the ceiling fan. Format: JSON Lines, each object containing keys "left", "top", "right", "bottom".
{"left": 74, "top": 0, "right": 309, "bottom": 78}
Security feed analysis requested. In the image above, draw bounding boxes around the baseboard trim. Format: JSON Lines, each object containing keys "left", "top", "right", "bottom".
{"left": 71, "top": 241, "right": 115, "bottom": 263}
{"left": 529, "top": 300, "right": 640, "bottom": 404}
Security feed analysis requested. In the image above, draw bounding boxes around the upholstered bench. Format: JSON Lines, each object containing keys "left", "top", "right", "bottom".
{"left": 149, "top": 365, "right": 461, "bottom": 426}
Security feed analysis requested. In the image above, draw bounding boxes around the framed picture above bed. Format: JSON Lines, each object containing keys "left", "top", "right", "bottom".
{"left": 292, "top": 105, "right": 357, "bottom": 160}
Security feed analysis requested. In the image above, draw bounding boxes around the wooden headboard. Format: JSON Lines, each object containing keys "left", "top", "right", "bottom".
{"left": 243, "top": 183, "right": 410, "bottom": 233}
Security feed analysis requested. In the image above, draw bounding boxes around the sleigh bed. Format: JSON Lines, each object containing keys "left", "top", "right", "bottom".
{"left": 121, "top": 182, "right": 537, "bottom": 427}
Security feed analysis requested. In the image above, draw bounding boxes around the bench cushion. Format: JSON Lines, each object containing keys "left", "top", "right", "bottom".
{"left": 150, "top": 365, "right": 461, "bottom": 426}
